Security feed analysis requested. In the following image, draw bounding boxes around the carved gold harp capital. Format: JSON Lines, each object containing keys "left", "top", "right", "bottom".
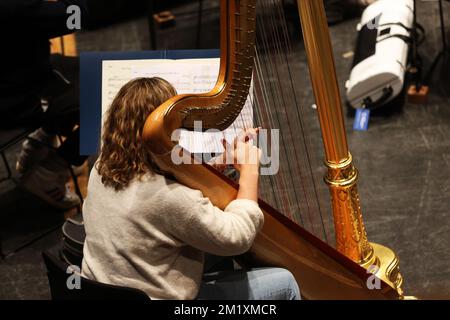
{"left": 324, "top": 153, "right": 374, "bottom": 265}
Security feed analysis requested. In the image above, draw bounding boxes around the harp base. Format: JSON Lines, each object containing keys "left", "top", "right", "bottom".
{"left": 364, "top": 242, "right": 404, "bottom": 297}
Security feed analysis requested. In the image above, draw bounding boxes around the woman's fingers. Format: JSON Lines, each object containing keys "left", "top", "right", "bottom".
{"left": 221, "top": 138, "right": 234, "bottom": 163}
{"left": 236, "top": 127, "right": 260, "bottom": 144}
{"left": 222, "top": 138, "right": 231, "bottom": 152}
{"left": 244, "top": 128, "right": 260, "bottom": 142}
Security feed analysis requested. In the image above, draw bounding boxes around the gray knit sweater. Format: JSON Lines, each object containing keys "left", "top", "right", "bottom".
{"left": 81, "top": 168, "right": 264, "bottom": 300}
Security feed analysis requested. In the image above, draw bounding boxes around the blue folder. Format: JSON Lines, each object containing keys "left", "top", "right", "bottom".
{"left": 80, "top": 49, "right": 220, "bottom": 155}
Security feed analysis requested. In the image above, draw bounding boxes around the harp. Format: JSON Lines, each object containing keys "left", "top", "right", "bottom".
{"left": 143, "top": 0, "right": 404, "bottom": 299}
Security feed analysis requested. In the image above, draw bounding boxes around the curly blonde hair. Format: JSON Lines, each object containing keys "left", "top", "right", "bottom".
{"left": 97, "top": 77, "right": 177, "bottom": 191}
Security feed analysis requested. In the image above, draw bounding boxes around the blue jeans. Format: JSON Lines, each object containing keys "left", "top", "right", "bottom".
{"left": 197, "top": 267, "right": 301, "bottom": 300}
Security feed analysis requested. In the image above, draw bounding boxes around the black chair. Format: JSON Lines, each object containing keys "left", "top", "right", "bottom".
{"left": 42, "top": 251, "right": 150, "bottom": 300}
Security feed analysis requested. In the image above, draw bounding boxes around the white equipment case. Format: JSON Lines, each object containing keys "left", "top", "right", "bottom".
{"left": 345, "top": 0, "right": 414, "bottom": 109}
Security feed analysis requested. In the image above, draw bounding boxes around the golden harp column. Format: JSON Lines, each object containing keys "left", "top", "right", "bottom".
{"left": 296, "top": 0, "right": 403, "bottom": 294}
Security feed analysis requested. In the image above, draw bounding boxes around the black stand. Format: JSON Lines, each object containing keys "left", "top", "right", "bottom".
{"left": 196, "top": 0, "right": 204, "bottom": 49}
{"left": 410, "top": 0, "right": 421, "bottom": 89}
{"left": 146, "top": 0, "right": 157, "bottom": 50}
{"left": 424, "top": 0, "right": 449, "bottom": 85}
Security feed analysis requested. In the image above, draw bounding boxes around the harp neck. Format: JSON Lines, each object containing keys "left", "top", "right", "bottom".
{"left": 143, "top": 0, "right": 256, "bottom": 155}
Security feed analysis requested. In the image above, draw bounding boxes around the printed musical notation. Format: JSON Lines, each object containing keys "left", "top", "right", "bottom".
{"left": 102, "top": 58, "right": 254, "bottom": 153}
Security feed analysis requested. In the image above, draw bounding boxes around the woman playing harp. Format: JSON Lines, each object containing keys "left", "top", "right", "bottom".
{"left": 81, "top": 77, "right": 301, "bottom": 300}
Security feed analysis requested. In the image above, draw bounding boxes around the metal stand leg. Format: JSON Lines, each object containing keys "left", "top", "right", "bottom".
{"left": 68, "top": 164, "right": 83, "bottom": 214}
{"left": 2, "top": 223, "right": 64, "bottom": 259}
{"left": 56, "top": 135, "right": 84, "bottom": 214}
{"left": 147, "top": 0, "right": 157, "bottom": 50}
{"left": 424, "top": 0, "right": 448, "bottom": 84}
{"left": 0, "top": 152, "right": 8, "bottom": 258}
{"left": 196, "top": 0, "right": 204, "bottom": 49}
{"left": 410, "top": 0, "right": 421, "bottom": 89}
{"left": 0, "top": 235, "right": 4, "bottom": 259}
{"left": 438, "top": 0, "right": 447, "bottom": 51}
{"left": 0, "top": 151, "right": 12, "bottom": 183}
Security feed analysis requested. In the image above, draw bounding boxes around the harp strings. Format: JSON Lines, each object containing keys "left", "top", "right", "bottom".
{"left": 272, "top": 0, "right": 330, "bottom": 241}
{"left": 260, "top": 0, "right": 314, "bottom": 226}
{"left": 248, "top": 0, "right": 330, "bottom": 242}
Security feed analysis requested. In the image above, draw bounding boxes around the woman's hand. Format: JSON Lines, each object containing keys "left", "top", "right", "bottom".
{"left": 210, "top": 128, "right": 261, "bottom": 172}
{"left": 216, "top": 128, "right": 262, "bottom": 202}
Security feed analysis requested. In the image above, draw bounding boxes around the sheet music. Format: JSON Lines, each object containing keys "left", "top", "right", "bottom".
{"left": 102, "top": 58, "right": 254, "bottom": 153}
